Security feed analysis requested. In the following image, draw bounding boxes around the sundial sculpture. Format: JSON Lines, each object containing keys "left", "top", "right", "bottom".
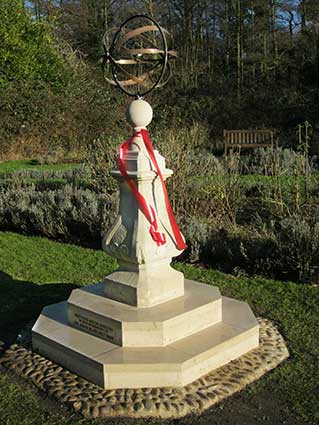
{"left": 32, "top": 15, "right": 259, "bottom": 393}
{"left": 100, "top": 15, "right": 187, "bottom": 307}
{"left": 101, "top": 14, "right": 176, "bottom": 97}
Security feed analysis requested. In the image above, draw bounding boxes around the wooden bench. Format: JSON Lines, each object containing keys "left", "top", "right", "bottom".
{"left": 223, "top": 129, "right": 276, "bottom": 155}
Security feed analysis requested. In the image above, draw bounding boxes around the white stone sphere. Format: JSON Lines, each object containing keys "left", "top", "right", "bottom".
{"left": 126, "top": 99, "right": 153, "bottom": 128}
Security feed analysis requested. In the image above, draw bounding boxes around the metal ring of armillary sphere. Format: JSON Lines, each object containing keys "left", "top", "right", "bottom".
{"left": 102, "top": 15, "right": 177, "bottom": 97}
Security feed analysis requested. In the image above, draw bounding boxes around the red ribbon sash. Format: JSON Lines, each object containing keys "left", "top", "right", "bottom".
{"left": 118, "top": 129, "right": 187, "bottom": 251}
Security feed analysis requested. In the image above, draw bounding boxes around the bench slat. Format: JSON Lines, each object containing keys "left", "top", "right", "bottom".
{"left": 223, "top": 129, "right": 276, "bottom": 155}
{"left": 225, "top": 143, "right": 273, "bottom": 149}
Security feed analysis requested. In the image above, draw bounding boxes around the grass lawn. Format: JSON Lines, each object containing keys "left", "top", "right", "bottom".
{"left": 0, "top": 232, "right": 318, "bottom": 425}
{"left": 0, "top": 159, "right": 81, "bottom": 176}
{"left": 197, "top": 173, "right": 319, "bottom": 191}
{"left": 0, "top": 159, "right": 89, "bottom": 190}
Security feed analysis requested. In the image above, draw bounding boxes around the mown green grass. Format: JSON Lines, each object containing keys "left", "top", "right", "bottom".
{"left": 174, "top": 263, "right": 319, "bottom": 424}
{"left": 0, "top": 232, "right": 117, "bottom": 344}
{"left": 0, "top": 177, "right": 68, "bottom": 187}
{"left": 198, "top": 173, "right": 319, "bottom": 189}
{"left": 2, "top": 161, "right": 318, "bottom": 199}
{"left": 0, "top": 232, "right": 318, "bottom": 424}
{"left": 0, "top": 178, "right": 93, "bottom": 191}
{"left": 0, "top": 159, "right": 81, "bottom": 176}
{"left": 1, "top": 159, "right": 317, "bottom": 188}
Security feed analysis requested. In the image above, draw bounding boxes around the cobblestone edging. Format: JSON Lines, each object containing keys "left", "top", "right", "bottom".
{"left": 0, "top": 318, "right": 289, "bottom": 419}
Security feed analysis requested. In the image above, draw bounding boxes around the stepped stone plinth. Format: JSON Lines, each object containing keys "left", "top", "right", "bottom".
{"left": 32, "top": 99, "right": 259, "bottom": 390}
{"left": 33, "top": 280, "right": 258, "bottom": 389}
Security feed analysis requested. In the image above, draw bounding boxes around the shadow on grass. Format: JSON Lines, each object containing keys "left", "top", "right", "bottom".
{"left": 0, "top": 271, "right": 79, "bottom": 345}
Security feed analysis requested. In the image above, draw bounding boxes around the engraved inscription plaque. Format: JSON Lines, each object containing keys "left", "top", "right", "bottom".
{"left": 68, "top": 308, "right": 122, "bottom": 346}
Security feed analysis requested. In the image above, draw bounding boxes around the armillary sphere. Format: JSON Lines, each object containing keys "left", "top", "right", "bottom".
{"left": 102, "top": 15, "right": 177, "bottom": 97}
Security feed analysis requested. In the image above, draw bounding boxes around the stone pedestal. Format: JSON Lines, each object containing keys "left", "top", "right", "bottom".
{"left": 32, "top": 99, "right": 259, "bottom": 390}
{"left": 102, "top": 126, "right": 184, "bottom": 308}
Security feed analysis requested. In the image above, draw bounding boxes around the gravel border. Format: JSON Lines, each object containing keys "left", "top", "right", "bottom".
{"left": 0, "top": 318, "right": 289, "bottom": 419}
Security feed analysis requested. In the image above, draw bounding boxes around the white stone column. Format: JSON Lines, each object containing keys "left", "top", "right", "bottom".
{"left": 102, "top": 99, "right": 185, "bottom": 308}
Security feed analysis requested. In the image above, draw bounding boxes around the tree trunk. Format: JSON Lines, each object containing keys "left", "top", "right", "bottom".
{"left": 250, "top": 0, "right": 256, "bottom": 78}
{"left": 204, "top": 0, "right": 210, "bottom": 69}
{"left": 288, "top": 10, "right": 294, "bottom": 40}
{"left": 103, "top": 0, "right": 109, "bottom": 33}
{"left": 226, "top": 0, "right": 231, "bottom": 74}
{"left": 34, "top": 0, "right": 41, "bottom": 20}
{"left": 269, "top": 0, "right": 278, "bottom": 61}
{"left": 211, "top": 0, "right": 216, "bottom": 78}
{"left": 237, "top": 0, "right": 242, "bottom": 102}
{"left": 300, "top": 0, "right": 307, "bottom": 33}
